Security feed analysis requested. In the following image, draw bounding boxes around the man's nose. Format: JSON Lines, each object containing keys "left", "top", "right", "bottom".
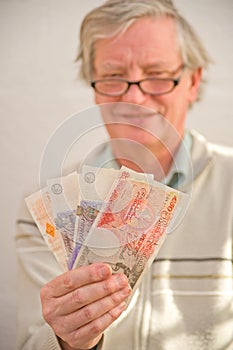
{"left": 120, "top": 82, "right": 147, "bottom": 104}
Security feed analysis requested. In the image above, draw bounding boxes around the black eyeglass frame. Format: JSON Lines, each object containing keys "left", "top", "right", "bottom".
{"left": 91, "top": 64, "right": 186, "bottom": 97}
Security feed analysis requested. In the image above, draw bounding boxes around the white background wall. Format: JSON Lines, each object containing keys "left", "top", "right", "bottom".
{"left": 0, "top": 1, "right": 232, "bottom": 349}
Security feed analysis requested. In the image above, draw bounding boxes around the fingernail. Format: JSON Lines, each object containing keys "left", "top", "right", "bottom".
{"left": 100, "top": 264, "right": 111, "bottom": 278}
{"left": 120, "top": 286, "right": 132, "bottom": 297}
{"left": 115, "top": 273, "right": 128, "bottom": 287}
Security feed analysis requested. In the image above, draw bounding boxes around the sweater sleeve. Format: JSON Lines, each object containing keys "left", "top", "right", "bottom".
{"left": 15, "top": 199, "right": 63, "bottom": 350}
{"left": 20, "top": 323, "right": 62, "bottom": 350}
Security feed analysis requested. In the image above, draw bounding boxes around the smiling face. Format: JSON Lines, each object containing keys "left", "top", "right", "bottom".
{"left": 92, "top": 16, "right": 201, "bottom": 146}
{"left": 91, "top": 16, "right": 201, "bottom": 175}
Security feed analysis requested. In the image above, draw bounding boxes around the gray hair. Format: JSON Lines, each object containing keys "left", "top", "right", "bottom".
{"left": 77, "top": 0, "right": 212, "bottom": 100}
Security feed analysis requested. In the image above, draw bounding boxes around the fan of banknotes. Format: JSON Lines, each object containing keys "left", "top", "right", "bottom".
{"left": 26, "top": 165, "right": 187, "bottom": 293}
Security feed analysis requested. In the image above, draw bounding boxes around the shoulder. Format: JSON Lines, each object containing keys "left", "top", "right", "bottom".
{"left": 208, "top": 142, "right": 233, "bottom": 158}
{"left": 207, "top": 139, "right": 233, "bottom": 175}
{"left": 189, "top": 129, "right": 233, "bottom": 187}
{"left": 190, "top": 129, "right": 233, "bottom": 162}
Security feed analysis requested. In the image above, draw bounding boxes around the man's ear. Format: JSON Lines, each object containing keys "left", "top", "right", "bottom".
{"left": 188, "top": 67, "right": 202, "bottom": 103}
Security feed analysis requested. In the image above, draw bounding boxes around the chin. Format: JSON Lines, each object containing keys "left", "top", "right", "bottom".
{"left": 131, "top": 125, "right": 162, "bottom": 145}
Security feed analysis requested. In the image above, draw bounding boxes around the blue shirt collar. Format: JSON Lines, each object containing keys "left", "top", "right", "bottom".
{"left": 162, "top": 131, "right": 193, "bottom": 189}
{"left": 86, "top": 131, "right": 192, "bottom": 190}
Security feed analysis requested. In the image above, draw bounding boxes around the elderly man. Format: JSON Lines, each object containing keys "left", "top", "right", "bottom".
{"left": 16, "top": 1, "right": 233, "bottom": 350}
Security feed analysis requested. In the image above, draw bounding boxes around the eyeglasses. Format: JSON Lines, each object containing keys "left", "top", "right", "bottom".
{"left": 91, "top": 65, "right": 186, "bottom": 97}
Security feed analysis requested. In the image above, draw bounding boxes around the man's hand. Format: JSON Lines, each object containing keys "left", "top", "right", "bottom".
{"left": 40, "top": 263, "right": 131, "bottom": 349}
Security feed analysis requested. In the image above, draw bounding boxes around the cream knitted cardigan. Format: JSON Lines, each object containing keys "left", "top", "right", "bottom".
{"left": 16, "top": 130, "right": 233, "bottom": 350}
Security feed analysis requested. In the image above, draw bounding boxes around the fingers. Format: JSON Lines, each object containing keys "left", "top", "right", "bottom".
{"left": 41, "top": 263, "right": 112, "bottom": 299}
{"left": 40, "top": 263, "right": 132, "bottom": 350}
{"left": 60, "top": 301, "right": 127, "bottom": 349}
{"left": 56, "top": 272, "right": 129, "bottom": 315}
{"left": 56, "top": 285, "right": 131, "bottom": 334}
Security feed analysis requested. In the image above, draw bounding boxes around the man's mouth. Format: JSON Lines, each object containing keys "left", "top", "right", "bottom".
{"left": 113, "top": 112, "right": 159, "bottom": 126}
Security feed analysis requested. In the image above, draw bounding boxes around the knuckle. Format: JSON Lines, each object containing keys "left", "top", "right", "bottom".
{"left": 108, "top": 301, "right": 126, "bottom": 322}
{"left": 82, "top": 305, "right": 94, "bottom": 320}
{"left": 71, "top": 288, "right": 84, "bottom": 305}
{"left": 87, "top": 264, "right": 105, "bottom": 283}
{"left": 89, "top": 319, "right": 102, "bottom": 335}
{"left": 102, "top": 279, "right": 115, "bottom": 294}
{"left": 63, "top": 273, "right": 75, "bottom": 290}
{"left": 110, "top": 291, "right": 122, "bottom": 304}
{"left": 91, "top": 264, "right": 102, "bottom": 280}
{"left": 108, "top": 308, "right": 121, "bottom": 322}
{"left": 42, "top": 303, "right": 53, "bottom": 323}
{"left": 40, "top": 284, "right": 50, "bottom": 301}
